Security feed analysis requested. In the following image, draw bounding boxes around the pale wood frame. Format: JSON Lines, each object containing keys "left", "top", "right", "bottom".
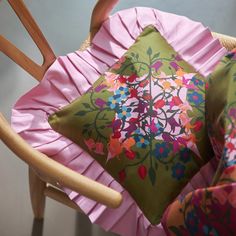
{"left": 0, "top": 0, "right": 236, "bottom": 220}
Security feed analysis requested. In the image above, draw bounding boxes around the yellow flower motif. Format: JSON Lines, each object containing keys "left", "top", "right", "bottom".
{"left": 162, "top": 81, "right": 171, "bottom": 90}
{"left": 176, "top": 68, "right": 185, "bottom": 77}
{"left": 175, "top": 78, "right": 183, "bottom": 87}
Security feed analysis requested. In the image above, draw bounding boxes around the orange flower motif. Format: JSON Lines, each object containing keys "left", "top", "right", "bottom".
{"left": 107, "top": 137, "right": 123, "bottom": 159}
{"left": 104, "top": 72, "right": 122, "bottom": 92}
{"left": 186, "top": 133, "right": 197, "bottom": 143}
{"left": 185, "top": 122, "right": 195, "bottom": 132}
{"left": 122, "top": 137, "right": 135, "bottom": 150}
{"left": 175, "top": 78, "right": 183, "bottom": 87}
{"left": 176, "top": 68, "right": 185, "bottom": 77}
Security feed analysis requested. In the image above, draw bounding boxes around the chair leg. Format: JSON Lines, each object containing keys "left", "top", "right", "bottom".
{"left": 28, "top": 167, "right": 46, "bottom": 219}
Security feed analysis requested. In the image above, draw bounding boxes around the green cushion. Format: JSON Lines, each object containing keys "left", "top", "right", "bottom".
{"left": 48, "top": 26, "right": 213, "bottom": 225}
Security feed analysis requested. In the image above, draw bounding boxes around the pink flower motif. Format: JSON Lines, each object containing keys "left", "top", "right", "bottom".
{"left": 147, "top": 119, "right": 158, "bottom": 133}
{"left": 170, "top": 61, "right": 180, "bottom": 70}
{"left": 179, "top": 113, "right": 192, "bottom": 126}
{"left": 151, "top": 61, "right": 163, "bottom": 71}
{"left": 118, "top": 169, "right": 126, "bottom": 183}
{"left": 94, "top": 142, "right": 105, "bottom": 155}
{"left": 224, "top": 165, "right": 236, "bottom": 175}
{"left": 104, "top": 72, "right": 123, "bottom": 92}
{"left": 94, "top": 84, "right": 107, "bottom": 92}
{"left": 226, "top": 141, "right": 236, "bottom": 151}
{"left": 169, "top": 96, "right": 183, "bottom": 109}
{"left": 154, "top": 99, "right": 165, "bottom": 109}
{"left": 179, "top": 102, "right": 192, "bottom": 112}
{"left": 84, "top": 138, "right": 96, "bottom": 151}
{"left": 193, "top": 120, "right": 203, "bottom": 132}
{"left": 175, "top": 54, "right": 182, "bottom": 61}
{"left": 95, "top": 98, "right": 106, "bottom": 109}
{"left": 138, "top": 165, "right": 147, "bottom": 180}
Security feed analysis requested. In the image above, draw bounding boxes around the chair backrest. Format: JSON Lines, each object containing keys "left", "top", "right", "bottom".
{"left": 1, "top": 0, "right": 236, "bottom": 82}
{"left": 0, "top": 0, "right": 118, "bottom": 81}
{"left": 0, "top": 0, "right": 56, "bottom": 81}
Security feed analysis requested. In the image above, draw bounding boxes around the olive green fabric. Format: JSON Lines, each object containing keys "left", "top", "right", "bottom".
{"left": 49, "top": 27, "right": 212, "bottom": 225}
{"left": 206, "top": 51, "right": 236, "bottom": 170}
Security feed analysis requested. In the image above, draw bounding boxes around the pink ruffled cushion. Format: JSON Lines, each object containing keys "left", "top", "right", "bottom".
{"left": 11, "top": 7, "right": 226, "bottom": 236}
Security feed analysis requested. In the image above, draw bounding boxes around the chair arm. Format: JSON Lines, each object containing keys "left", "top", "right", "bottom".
{"left": 0, "top": 113, "right": 122, "bottom": 208}
{"left": 90, "top": 0, "right": 119, "bottom": 39}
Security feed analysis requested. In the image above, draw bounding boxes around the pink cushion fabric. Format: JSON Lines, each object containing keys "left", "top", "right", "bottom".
{"left": 11, "top": 7, "right": 226, "bottom": 236}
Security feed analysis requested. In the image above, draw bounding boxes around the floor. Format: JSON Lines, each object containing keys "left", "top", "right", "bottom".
{"left": 0, "top": 0, "right": 236, "bottom": 235}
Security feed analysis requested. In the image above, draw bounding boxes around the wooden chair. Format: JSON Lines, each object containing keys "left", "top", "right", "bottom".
{"left": 0, "top": 0, "right": 236, "bottom": 222}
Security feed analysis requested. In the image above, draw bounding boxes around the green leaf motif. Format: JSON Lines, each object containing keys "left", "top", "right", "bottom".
{"left": 152, "top": 52, "right": 160, "bottom": 61}
{"left": 148, "top": 166, "right": 156, "bottom": 185}
{"left": 75, "top": 111, "right": 87, "bottom": 116}
{"left": 82, "top": 103, "right": 92, "bottom": 109}
{"left": 233, "top": 72, "right": 236, "bottom": 82}
{"left": 147, "top": 47, "right": 152, "bottom": 56}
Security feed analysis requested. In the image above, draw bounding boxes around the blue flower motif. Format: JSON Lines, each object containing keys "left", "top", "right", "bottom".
{"left": 185, "top": 210, "right": 199, "bottom": 235}
{"left": 134, "top": 128, "right": 142, "bottom": 135}
{"left": 222, "top": 147, "right": 236, "bottom": 167}
{"left": 172, "top": 162, "right": 185, "bottom": 180}
{"left": 117, "top": 106, "right": 132, "bottom": 119}
{"left": 134, "top": 135, "right": 149, "bottom": 148}
{"left": 203, "top": 225, "right": 219, "bottom": 236}
{"left": 154, "top": 142, "right": 170, "bottom": 159}
{"left": 187, "top": 91, "right": 204, "bottom": 105}
{"left": 107, "top": 94, "right": 122, "bottom": 109}
{"left": 192, "top": 76, "right": 204, "bottom": 86}
{"left": 115, "top": 86, "right": 129, "bottom": 100}
{"left": 179, "top": 148, "right": 191, "bottom": 163}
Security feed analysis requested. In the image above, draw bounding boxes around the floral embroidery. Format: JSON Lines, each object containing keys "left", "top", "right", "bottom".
{"left": 164, "top": 50, "right": 236, "bottom": 235}
{"left": 154, "top": 143, "right": 170, "bottom": 159}
{"left": 172, "top": 163, "right": 186, "bottom": 180}
{"left": 76, "top": 44, "right": 204, "bottom": 183}
{"left": 49, "top": 27, "right": 210, "bottom": 225}
{"left": 187, "top": 91, "right": 204, "bottom": 105}
{"left": 74, "top": 40, "right": 206, "bottom": 186}
{"left": 166, "top": 185, "right": 236, "bottom": 235}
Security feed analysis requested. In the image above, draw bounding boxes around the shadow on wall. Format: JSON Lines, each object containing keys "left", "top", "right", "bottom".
{"left": 31, "top": 219, "right": 44, "bottom": 236}
{"left": 30, "top": 213, "right": 116, "bottom": 236}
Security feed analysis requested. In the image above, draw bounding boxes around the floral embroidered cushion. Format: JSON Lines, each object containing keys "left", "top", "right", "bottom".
{"left": 48, "top": 26, "right": 213, "bottom": 225}
{"left": 162, "top": 49, "right": 236, "bottom": 235}
{"left": 207, "top": 49, "right": 236, "bottom": 168}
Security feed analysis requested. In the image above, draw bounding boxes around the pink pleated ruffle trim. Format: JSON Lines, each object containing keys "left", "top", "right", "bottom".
{"left": 11, "top": 7, "right": 226, "bottom": 236}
